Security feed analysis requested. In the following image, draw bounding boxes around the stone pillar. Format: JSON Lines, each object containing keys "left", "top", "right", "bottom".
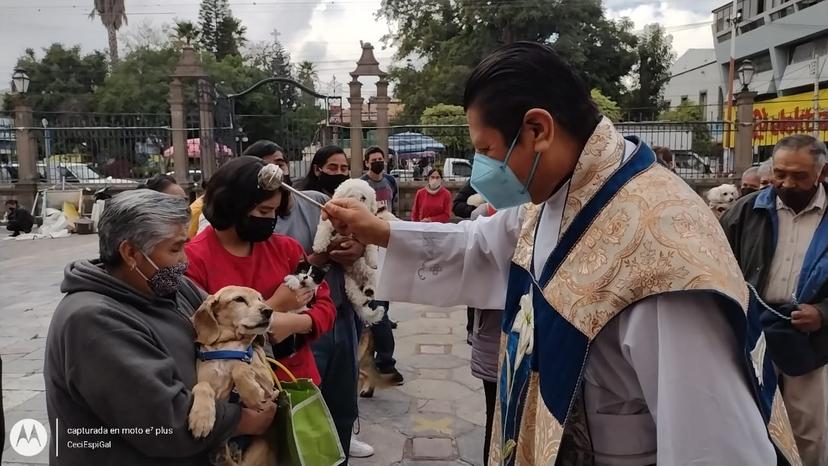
{"left": 198, "top": 78, "right": 216, "bottom": 184}
{"left": 168, "top": 79, "right": 189, "bottom": 186}
{"left": 375, "top": 78, "right": 391, "bottom": 158}
{"left": 13, "top": 99, "right": 37, "bottom": 208}
{"left": 348, "top": 78, "right": 364, "bottom": 177}
{"left": 735, "top": 91, "right": 757, "bottom": 176}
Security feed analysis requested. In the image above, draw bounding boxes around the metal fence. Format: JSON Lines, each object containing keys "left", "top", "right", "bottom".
{"left": 3, "top": 114, "right": 827, "bottom": 188}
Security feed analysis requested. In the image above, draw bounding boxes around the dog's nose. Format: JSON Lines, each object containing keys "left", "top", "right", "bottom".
{"left": 261, "top": 308, "right": 273, "bottom": 319}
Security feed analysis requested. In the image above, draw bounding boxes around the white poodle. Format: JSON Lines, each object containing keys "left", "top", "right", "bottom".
{"left": 706, "top": 184, "right": 740, "bottom": 219}
{"left": 313, "top": 179, "right": 385, "bottom": 325}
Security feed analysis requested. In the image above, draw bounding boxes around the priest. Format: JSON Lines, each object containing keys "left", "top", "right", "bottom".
{"left": 323, "top": 42, "right": 798, "bottom": 465}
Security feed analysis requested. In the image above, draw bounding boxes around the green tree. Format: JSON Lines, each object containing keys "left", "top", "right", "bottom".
{"left": 94, "top": 47, "right": 180, "bottom": 114}
{"left": 198, "top": 0, "right": 245, "bottom": 60}
{"left": 659, "top": 100, "right": 713, "bottom": 155}
{"left": 3, "top": 44, "right": 108, "bottom": 113}
{"left": 624, "top": 24, "right": 675, "bottom": 114}
{"left": 89, "top": 0, "right": 127, "bottom": 66}
{"left": 591, "top": 89, "right": 621, "bottom": 122}
{"left": 173, "top": 21, "right": 200, "bottom": 46}
{"left": 295, "top": 61, "right": 318, "bottom": 106}
{"left": 378, "top": 0, "right": 638, "bottom": 122}
{"left": 419, "top": 104, "right": 471, "bottom": 155}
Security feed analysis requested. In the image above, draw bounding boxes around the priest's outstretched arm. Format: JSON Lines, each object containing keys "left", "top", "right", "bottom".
{"left": 375, "top": 208, "right": 523, "bottom": 309}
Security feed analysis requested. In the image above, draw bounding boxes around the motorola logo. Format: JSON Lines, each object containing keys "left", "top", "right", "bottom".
{"left": 9, "top": 418, "right": 48, "bottom": 457}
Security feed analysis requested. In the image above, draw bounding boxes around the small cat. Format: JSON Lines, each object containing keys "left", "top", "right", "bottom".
{"left": 282, "top": 260, "right": 326, "bottom": 313}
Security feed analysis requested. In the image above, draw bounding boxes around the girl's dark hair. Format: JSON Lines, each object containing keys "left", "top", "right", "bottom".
{"left": 427, "top": 168, "right": 443, "bottom": 178}
{"left": 300, "top": 145, "right": 347, "bottom": 191}
{"left": 204, "top": 156, "right": 291, "bottom": 230}
{"left": 141, "top": 174, "right": 178, "bottom": 193}
{"left": 244, "top": 140, "right": 284, "bottom": 159}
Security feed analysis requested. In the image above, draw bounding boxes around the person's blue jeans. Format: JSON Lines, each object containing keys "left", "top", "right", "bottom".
{"left": 369, "top": 301, "right": 396, "bottom": 373}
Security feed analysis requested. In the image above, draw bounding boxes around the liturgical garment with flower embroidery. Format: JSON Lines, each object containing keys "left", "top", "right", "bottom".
{"left": 375, "top": 118, "right": 798, "bottom": 466}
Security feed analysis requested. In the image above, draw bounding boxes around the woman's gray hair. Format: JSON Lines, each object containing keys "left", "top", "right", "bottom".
{"left": 99, "top": 190, "right": 190, "bottom": 266}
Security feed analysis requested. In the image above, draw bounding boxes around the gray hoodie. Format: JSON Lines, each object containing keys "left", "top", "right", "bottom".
{"left": 45, "top": 260, "right": 241, "bottom": 466}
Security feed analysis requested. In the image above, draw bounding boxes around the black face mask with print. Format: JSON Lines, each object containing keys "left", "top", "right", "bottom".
{"left": 318, "top": 173, "right": 349, "bottom": 195}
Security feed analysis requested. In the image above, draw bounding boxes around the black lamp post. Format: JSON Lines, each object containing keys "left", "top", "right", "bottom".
{"left": 737, "top": 59, "right": 755, "bottom": 93}
{"left": 11, "top": 68, "right": 30, "bottom": 94}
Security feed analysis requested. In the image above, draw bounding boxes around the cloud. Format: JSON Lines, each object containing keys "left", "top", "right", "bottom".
{"left": 606, "top": 1, "right": 723, "bottom": 57}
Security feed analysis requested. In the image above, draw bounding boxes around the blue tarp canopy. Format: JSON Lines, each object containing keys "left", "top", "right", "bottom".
{"left": 388, "top": 132, "right": 445, "bottom": 154}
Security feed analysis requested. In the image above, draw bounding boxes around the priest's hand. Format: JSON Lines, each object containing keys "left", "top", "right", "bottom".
{"left": 322, "top": 198, "right": 391, "bottom": 248}
{"left": 791, "top": 304, "right": 823, "bottom": 333}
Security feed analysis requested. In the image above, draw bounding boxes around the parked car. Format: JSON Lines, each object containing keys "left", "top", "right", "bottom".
{"left": 673, "top": 151, "right": 714, "bottom": 178}
{"left": 391, "top": 158, "right": 472, "bottom": 181}
{"left": 42, "top": 163, "right": 137, "bottom": 186}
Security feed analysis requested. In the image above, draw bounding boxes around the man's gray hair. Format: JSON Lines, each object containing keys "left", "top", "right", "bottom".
{"left": 99, "top": 190, "right": 190, "bottom": 266}
{"left": 772, "top": 134, "right": 828, "bottom": 169}
{"left": 758, "top": 159, "right": 772, "bottom": 178}
{"left": 742, "top": 166, "right": 759, "bottom": 179}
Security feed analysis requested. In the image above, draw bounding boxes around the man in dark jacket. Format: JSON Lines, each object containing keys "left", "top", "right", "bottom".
{"left": 720, "top": 134, "right": 828, "bottom": 465}
{"left": 5, "top": 199, "right": 34, "bottom": 237}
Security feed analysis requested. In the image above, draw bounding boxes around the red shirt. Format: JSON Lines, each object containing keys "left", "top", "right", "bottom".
{"left": 185, "top": 227, "right": 336, "bottom": 384}
{"left": 411, "top": 187, "right": 452, "bottom": 222}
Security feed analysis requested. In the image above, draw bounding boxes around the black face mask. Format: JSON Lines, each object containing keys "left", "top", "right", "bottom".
{"left": 236, "top": 215, "right": 277, "bottom": 243}
{"left": 777, "top": 185, "right": 818, "bottom": 212}
{"left": 282, "top": 174, "right": 292, "bottom": 187}
{"left": 318, "top": 173, "right": 349, "bottom": 194}
{"left": 740, "top": 187, "right": 758, "bottom": 196}
{"left": 370, "top": 161, "right": 385, "bottom": 175}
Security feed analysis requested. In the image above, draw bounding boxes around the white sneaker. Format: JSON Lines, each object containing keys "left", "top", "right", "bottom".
{"left": 349, "top": 437, "right": 375, "bottom": 458}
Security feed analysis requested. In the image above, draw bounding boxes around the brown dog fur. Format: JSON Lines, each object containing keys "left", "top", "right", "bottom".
{"left": 188, "top": 286, "right": 279, "bottom": 466}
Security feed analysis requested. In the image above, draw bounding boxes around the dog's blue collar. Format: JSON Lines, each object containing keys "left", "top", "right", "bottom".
{"left": 197, "top": 344, "right": 254, "bottom": 363}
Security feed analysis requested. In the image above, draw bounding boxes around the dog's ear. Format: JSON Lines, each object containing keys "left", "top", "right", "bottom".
{"left": 192, "top": 295, "right": 220, "bottom": 345}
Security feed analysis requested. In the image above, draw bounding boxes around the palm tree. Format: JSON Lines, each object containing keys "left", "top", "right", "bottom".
{"left": 90, "top": 0, "right": 128, "bottom": 66}
{"left": 296, "top": 61, "right": 318, "bottom": 89}
{"left": 173, "top": 21, "right": 200, "bottom": 46}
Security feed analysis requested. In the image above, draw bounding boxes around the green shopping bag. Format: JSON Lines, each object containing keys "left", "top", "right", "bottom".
{"left": 268, "top": 358, "right": 345, "bottom": 466}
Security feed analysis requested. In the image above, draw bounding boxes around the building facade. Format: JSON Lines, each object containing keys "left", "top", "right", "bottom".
{"left": 664, "top": 49, "right": 723, "bottom": 121}
{"left": 712, "top": 0, "right": 827, "bottom": 98}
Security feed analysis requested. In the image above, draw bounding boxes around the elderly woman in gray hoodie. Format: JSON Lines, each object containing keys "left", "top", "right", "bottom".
{"left": 44, "top": 190, "right": 276, "bottom": 466}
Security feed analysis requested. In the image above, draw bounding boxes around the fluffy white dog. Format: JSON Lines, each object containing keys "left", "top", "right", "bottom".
{"left": 313, "top": 179, "right": 385, "bottom": 325}
{"left": 706, "top": 184, "right": 740, "bottom": 218}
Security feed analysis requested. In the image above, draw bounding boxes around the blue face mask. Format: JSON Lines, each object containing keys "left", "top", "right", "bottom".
{"left": 470, "top": 132, "right": 541, "bottom": 210}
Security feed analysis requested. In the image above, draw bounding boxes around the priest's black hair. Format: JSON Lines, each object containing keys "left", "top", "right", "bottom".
{"left": 463, "top": 41, "right": 601, "bottom": 147}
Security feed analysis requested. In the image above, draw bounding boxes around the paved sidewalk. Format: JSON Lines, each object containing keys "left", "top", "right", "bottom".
{"left": 0, "top": 235, "right": 486, "bottom": 466}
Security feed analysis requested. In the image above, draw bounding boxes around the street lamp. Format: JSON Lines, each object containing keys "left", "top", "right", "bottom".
{"left": 737, "top": 60, "right": 755, "bottom": 92}
{"left": 11, "top": 68, "right": 30, "bottom": 94}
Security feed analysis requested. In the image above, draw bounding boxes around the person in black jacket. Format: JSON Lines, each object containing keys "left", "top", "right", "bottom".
{"left": 720, "top": 134, "right": 828, "bottom": 465}
{"left": 5, "top": 199, "right": 34, "bottom": 237}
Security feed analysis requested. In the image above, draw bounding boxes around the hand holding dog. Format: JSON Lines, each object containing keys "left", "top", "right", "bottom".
{"left": 269, "top": 283, "right": 313, "bottom": 312}
{"left": 322, "top": 198, "right": 391, "bottom": 248}
{"left": 328, "top": 236, "right": 366, "bottom": 267}
{"left": 235, "top": 402, "right": 277, "bottom": 436}
{"left": 792, "top": 304, "right": 823, "bottom": 333}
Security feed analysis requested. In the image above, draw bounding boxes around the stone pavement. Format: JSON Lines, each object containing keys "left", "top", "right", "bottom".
{"left": 0, "top": 235, "right": 486, "bottom": 466}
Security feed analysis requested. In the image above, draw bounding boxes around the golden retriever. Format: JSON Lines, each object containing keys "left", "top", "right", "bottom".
{"left": 188, "top": 286, "right": 278, "bottom": 466}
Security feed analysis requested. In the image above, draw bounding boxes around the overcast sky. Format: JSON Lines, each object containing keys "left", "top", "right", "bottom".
{"left": 1, "top": 0, "right": 727, "bottom": 98}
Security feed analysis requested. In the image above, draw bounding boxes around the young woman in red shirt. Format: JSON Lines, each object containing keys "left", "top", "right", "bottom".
{"left": 185, "top": 156, "right": 336, "bottom": 384}
{"left": 411, "top": 168, "right": 453, "bottom": 222}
